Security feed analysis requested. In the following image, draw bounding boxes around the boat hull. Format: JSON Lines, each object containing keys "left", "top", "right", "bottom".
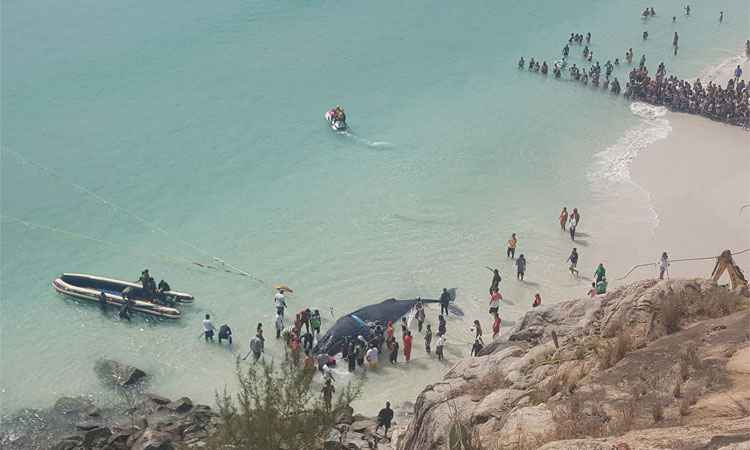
{"left": 52, "top": 274, "right": 190, "bottom": 319}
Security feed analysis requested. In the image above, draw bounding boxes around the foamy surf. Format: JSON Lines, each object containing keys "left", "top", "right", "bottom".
{"left": 589, "top": 102, "right": 671, "bottom": 185}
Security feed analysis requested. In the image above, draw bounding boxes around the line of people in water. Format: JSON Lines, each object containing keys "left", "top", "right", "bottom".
{"left": 518, "top": 6, "right": 748, "bottom": 129}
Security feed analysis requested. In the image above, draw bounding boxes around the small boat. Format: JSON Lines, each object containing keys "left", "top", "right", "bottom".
{"left": 325, "top": 108, "right": 347, "bottom": 131}
{"left": 52, "top": 273, "right": 194, "bottom": 319}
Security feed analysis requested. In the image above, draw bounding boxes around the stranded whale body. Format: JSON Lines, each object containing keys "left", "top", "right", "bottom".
{"left": 313, "top": 288, "right": 459, "bottom": 356}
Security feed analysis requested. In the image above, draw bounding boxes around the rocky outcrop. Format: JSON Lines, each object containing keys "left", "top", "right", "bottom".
{"left": 397, "top": 279, "right": 750, "bottom": 450}
{"left": 94, "top": 359, "right": 148, "bottom": 387}
{"left": 1, "top": 392, "right": 220, "bottom": 450}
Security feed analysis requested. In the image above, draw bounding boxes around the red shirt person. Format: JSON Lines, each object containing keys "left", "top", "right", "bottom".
{"left": 403, "top": 331, "right": 413, "bottom": 362}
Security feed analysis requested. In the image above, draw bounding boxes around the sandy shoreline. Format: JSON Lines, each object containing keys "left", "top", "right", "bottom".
{"left": 630, "top": 109, "right": 750, "bottom": 280}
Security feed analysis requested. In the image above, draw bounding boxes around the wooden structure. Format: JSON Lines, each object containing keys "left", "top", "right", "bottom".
{"left": 711, "top": 250, "right": 748, "bottom": 290}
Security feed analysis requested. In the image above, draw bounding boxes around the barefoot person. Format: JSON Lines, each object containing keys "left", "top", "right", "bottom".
{"left": 567, "top": 248, "right": 579, "bottom": 277}
{"left": 559, "top": 207, "right": 569, "bottom": 230}
{"left": 506, "top": 233, "right": 518, "bottom": 259}
{"left": 516, "top": 254, "right": 527, "bottom": 281}
{"left": 376, "top": 402, "right": 394, "bottom": 438}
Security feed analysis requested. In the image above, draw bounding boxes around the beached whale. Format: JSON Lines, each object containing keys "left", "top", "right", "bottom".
{"left": 313, "top": 289, "right": 458, "bottom": 356}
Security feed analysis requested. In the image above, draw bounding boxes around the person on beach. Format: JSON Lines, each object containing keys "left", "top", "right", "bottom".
{"left": 347, "top": 343, "right": 357, "bottom": 372}
{"left": 424, "top": 324, "right": 433, "bottom": 354}
{"left": 560, "top": 207, "right": 569, "bottom": 230}
{"left": 489, "top": 288, "right": 501, "bottom": 316}
{"left": 492, "top": 313, "right": 501, "bottom": 338}
{"left": 472, "top": 320, "right": 483, "bottom": 340}
{"left": 387, "top": 337, "right": 399, "bottom": 364}
{"left": 403, "top": 331, "right": 413, "bottom": 362}
{"left": 301, "top": 330, "right": 314, "bottom": 353}
{"left": 310, "top": 309, "right": 321, "bottom": 336}
{"left": 386, "top": 321, "right": 394, "bottom": 340}
{"left": 400, "top": 317, "right": 408, "bottom": 336}
{"left": 376, "top": 402, "right": 394, "bottom": 438}
{"left": 438, "top": 315, "right": 447, "bottom": 336}
{"left": 273, "top": 314, "right": 283, "bottom": 339}
{"left": 415, "top": 300, "right": 426, "bottom": 332}
{"left": 202, "top": 314, "right": 215, "bottom": 342}
{"left": 516, "top": 254, "right": 527, "bottom": 281}
{"left": 569, "top": 215, "right": 578, "bottom": 241}
{"left": 321, "top": 378, "right": 335, "bottom": 411}
{"left": 594, "top": 263, "right": 606, "bottom": 283}
{"left": 366, "top": 345, "right": 379, "bottom": 369}
{"left": 507, "top": 233, "right": 518, "bottom": 259}
{"left": 659, "top": 252, "right": 670, "bottom": 280}
{"left": 440, "top": 288, "right": 451, "bottom": 316}
{"left": 471, "top": 337, "right": 484, "bottom": 356}
{"left": 489, "top": 269, "right": 502, "bottom": 293}
{"left": 274, "top": 288, "right": 287, "bottom": 318}
{"left": 735, "top": 65, "right": 743, "bottom": 80}
{"left": 218, "top": 324, "right": 233, "bottom": 345}
{"left": 533, "top": 293, "right": 542, "bottom": 308}
{"left": 436, "top": 334, "right": 446, "bottom": 361}
{"left": 567, "top": 248, "right": 579, "bottom": 277}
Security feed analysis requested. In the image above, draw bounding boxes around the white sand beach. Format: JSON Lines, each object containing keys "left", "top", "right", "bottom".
{"left": 631, "top": 111, "right": 750, "bottom": 280}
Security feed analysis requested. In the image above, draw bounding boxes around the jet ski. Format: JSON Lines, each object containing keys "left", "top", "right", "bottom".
{"left": 325, "top": 107, "right": 347, "bottom": 131}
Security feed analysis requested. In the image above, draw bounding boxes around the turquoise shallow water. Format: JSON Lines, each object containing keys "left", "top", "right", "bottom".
{"left": 2, "top": 0, "right": 748, "bottom": 414}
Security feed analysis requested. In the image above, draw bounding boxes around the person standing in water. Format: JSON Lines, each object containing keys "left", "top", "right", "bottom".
{"left": 202, "top": 314, "right": 215, "bottom": 342}
{"left": 673, "top": 32, "right": 679, "bottom": 48}
{"left": 507, "top": 233, "right": 518, "bottom": 259}
{"left": 560, "top": 207, "right": 569, "bottom": 231}
{"left": 659, "top": 252, "right": 670, "bottom": 280}
{"left": 719, "top": 11, "right": 723, "bottom": 23}
{"left": 567, "top": 248, "right": 579, "bottom": 277}
{"left": 439, "top": 288, "right": 451, "bottom": 316}
{"left": 489, "top": 288, "right": 501, "bottom": 317}
{"left": 685, "top": 5, "right": 690, "bottom": 15}
{"left": 403, "top": 331, "right": 413, "bottom": 362}
{"left": 274, "top": 288, "right": 287, "bottom": 318}
{"left": 415, "top": 300, "right": 426, "bottom": 332}
{"left": 489, "top": 269, "right": 502, "bottom": 293}
{"left": 436, "top": 334, "right": 446, "bottom": 361}
{"left": 424, "top": 324, "right": 433, "bottom": 354}
{"left": 98, "top": 292, "right": 108, "bottom": 311}
{"left": 516, "top": 254, "right": 527, "bottom": 281}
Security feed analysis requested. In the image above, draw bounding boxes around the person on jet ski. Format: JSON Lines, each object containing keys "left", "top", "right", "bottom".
{"left": 334, "top": 105, "right": 346, "bottom": 123}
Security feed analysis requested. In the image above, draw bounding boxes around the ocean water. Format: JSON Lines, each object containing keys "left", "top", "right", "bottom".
{"left": 2, "top": 0, "right": 748, "bottom": 415}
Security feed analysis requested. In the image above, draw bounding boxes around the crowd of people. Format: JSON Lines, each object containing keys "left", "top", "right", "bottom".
{"left": 517, "top": 7, "right": 748, "bottom": 128}
{"left": 625, "top": 65, "right": 749, "bottom": 127}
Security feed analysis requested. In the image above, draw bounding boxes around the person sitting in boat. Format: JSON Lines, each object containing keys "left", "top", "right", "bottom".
{"left": 139, "top": 269, "right": 157, "bottom": 296}
{"left": 155, "top": 279, "right": 174, "bottom": 306}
